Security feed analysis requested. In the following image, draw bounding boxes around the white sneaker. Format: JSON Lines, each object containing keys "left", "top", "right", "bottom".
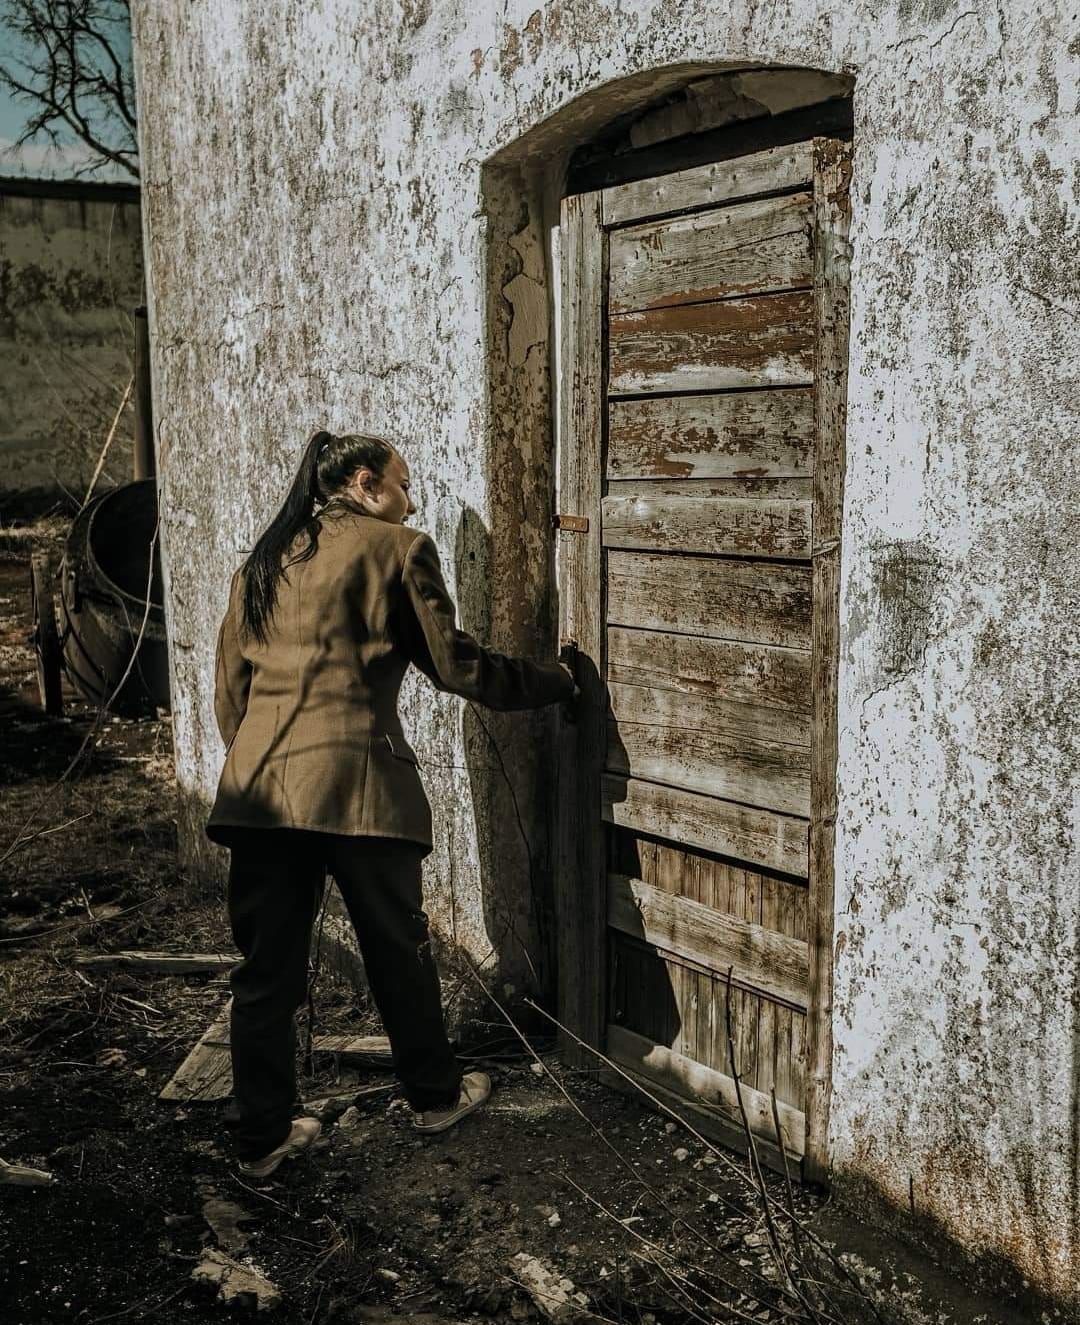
{"left": 237, "top": 1117, "right": 322, "bottom": 1178}
{"left": 412, "top": 1071, "right": 491, "bottom": 1134}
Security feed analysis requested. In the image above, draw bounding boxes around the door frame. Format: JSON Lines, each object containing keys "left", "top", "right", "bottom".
{"left": 553, "top": 137, "right": 851, "bottom": 1185}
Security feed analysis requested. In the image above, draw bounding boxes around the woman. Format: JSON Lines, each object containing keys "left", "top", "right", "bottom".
{"left": 207, "top": 429, "right": 576, "bottom": 1178}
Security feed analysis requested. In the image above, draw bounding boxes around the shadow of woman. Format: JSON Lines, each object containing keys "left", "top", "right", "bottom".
{"left": 452, "top": 503, "right": 679, "bottom": 1060}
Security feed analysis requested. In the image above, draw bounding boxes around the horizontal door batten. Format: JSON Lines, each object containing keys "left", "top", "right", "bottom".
{"left": 602, "top": 774, "right": 810, "bottom": 878}
{"left": 608, "top": 873, "right": 809, "bottom": 1010}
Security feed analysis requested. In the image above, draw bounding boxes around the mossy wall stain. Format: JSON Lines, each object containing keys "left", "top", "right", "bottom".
{"left": 0, "top": 189, "right": 143, "bottom": 492}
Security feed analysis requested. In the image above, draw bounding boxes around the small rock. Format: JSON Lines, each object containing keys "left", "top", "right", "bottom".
{"left": 530, "top": 1061, "right": 545, "bottom": 1076}
{"left": 336, "top": 1106, "right": 363, "bottom": 1131}
{"left": 510, "top": 1253, "right": 586, "bottom": 1322}
{"left": 307, "top": 1096, "right": 353, "bottom": 1124}
{"left": 548, "top": 1211, "right": 562, "bottom": 1228}
{"left": 663, "top": 1122, "right": 676, "bottom": 1134}
{"left": 673, "top": 1147, "right": 689, "bottom": 1162}
{"left": 191, "top": 1249, "right": 281, "bottom": 1312}
{"left": 202, "top": 1195, "right": 254, "bottom": 1253}
{"left": 701, "top": 1151, "right": 717, "bottom": 1166}
{"left": 375, "top": 1268, "right": 401, "bottom": 1285}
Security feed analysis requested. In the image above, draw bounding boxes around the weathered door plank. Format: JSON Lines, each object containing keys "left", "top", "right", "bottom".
{"left": 602, "top": 492, "right": 812, "bottom": 559}
{"left": 607, "top": 550, "right": 812, "bottom": 649}
{"left": 603, "top": 140, "right": 815, "bottom": 228}
{"left": 606, "top": 626, "right": 812, "bottom": 714}
{"left": 608, "top": 676, "right": 811, "bottom": 748}
{"left": 607, "top": 388, "right": 814, "bottom": 480}
{"left": 803, "top": 137, "right": 852, "bottom": 1186}
{"left": 609, "top": 291, "right": 814, "bottom": 395}
{"left": 554, "top": 189, "right": 607, "bottom": 1067}
{"left": 607, "top": 715, "right": 811, "bottom": 816}
{"left": 609, "top": 191, "right": 813, "bottom": 312}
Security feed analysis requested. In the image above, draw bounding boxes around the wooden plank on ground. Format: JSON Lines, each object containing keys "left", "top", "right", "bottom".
{"left": 602, "top": 774, "right": 809, "bottom": 878}
{"left": 603, "top": 140, "right": 815, "bottom": 227}
{"left": 159, "top": 1001, "right": 233, "bottom": 1102}
{"left": 608, "top": 290, "right": 814, "bottom": 395}
{"left": 607, "top": 873, "right": 809, "bottom": 1009}
{"left": 607, "top": 389, "right": 814, "bottom": 481}
{"left": 310, "top": 1035, "right": 393, "bottom": 1065}
{"left": 607, "top": 715, "right": 811, "bottom": 816}
{"left": 76, "top": 950, "right": 237, "bottom": 974}
{"left": 602, "top": 492, "right": 812, "bottom": 559}
{"left": 607, "top": 550, "right": 812, "bottom": 649}
{"left": 607, "top": 626, "right": 812, "bottom": 714}
{"left": 609, "top": 191, "right": 813, "bottom": 312}
{"left": 607, "top": 1024, "right": 805, "bottom": 1156}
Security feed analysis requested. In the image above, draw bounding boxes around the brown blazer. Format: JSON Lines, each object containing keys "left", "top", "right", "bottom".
{"left": 206, "top": 507, "right": 572, "bottom": 854}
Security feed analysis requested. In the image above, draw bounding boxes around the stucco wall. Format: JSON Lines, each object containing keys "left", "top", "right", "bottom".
{"left": 0, "top": 183, "right": 143, "bottom": 496}
{"left": 129, "top": 0, "right": 1079, "bottom": 1304}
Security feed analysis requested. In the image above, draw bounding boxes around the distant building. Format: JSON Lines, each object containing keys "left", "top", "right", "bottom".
{"left": 130, "top": 2, "right": 1079, "bottom": 1311}
{"left": 0, "top": 175, "right": 142, "bottom": 498}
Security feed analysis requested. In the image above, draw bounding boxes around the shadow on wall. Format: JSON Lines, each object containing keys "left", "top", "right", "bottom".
{"left": 452, "top": 501, "right": 680, "bottom": 1049}
{"left": 452, "top": 503, "right": 560, "bottom": 1012}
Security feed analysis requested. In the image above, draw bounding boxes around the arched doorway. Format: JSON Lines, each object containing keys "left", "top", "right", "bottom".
{"left": 481, "top": 66, "right": 853, "bottom": 1185}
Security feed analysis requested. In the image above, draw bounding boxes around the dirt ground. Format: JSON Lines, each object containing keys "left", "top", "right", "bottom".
{"left": 0, "top": 512, "right": 1051, "bottom": 1325}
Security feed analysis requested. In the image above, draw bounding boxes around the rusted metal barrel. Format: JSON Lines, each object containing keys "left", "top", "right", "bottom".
{"left": 58, "top": 479, "right": 170, "bottom": 714}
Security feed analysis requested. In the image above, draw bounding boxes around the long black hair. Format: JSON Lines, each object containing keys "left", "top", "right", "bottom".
{"left": 240, "top": 429, "right": 395, "bottom": 645}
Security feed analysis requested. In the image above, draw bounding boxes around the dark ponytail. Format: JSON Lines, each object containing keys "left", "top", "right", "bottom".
{"left": 240, "top": 429, "right": 395, "bottom": 645}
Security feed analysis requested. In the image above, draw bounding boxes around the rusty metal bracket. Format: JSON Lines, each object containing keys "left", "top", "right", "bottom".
{"left": 553, "top": 513, "right": 589, "bottom": 533}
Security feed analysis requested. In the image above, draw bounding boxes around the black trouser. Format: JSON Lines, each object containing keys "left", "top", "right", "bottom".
{"left": 225, "top": 828, "right": 462, "bottom": 1161}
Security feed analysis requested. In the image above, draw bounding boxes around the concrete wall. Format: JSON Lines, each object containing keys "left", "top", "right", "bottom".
{"left": 0, "top": 180, "right": 143, "bottom": 497}
{"left": 129, "top": 0, "right": 1080, "bottom": 1305}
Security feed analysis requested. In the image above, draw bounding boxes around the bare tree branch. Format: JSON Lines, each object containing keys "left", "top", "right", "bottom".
{"left": 0, "top": 0, "right": 138, "bottom": 179}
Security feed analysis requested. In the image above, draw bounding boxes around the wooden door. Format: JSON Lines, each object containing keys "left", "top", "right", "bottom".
{"left": 555, "top": 139, "right": 851, "bottom": 1183}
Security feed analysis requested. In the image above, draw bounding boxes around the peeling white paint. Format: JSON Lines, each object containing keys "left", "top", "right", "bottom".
{"left": 130, "top": 0, "right": 1079, "bottom": 1304}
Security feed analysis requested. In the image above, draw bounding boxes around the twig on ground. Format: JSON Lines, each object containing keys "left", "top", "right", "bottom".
{"left": 468, "top": 966, "right": 803, "bottom": 1315}
{"left": 723, "top": 968, "right": 811, "bottom": 1318}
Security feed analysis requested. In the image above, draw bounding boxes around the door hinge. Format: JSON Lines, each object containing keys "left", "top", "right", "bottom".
{"left": 553, "top": 513, "right": 589, "bottom": 533}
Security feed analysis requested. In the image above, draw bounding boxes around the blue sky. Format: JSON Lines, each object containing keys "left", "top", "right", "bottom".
{"left": 0, "top": 17, "right": 134, "bottom": 180}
